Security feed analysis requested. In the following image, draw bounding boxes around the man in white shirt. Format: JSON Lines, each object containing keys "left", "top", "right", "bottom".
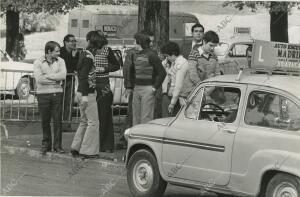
{"left": 34, "top": 41, "right": 67, "bottom": 155}
{"left": 191, "top": 23, "right": 205, "bottom": 51}
{"left": 161, "top": 41, "right": 189, "bottom": 117}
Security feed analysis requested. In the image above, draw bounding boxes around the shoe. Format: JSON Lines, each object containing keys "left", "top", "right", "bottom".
{"left": 80, "top": 154, "right": 99, "bottom": 159}
{"left": 62, "top": 128, "right": 75, "bottom": 133}
{"left": 70, "top": 149, "right": 80, "bottom": 158}
{"left": 53, "top": 148, "right": 65, "bottom": 154}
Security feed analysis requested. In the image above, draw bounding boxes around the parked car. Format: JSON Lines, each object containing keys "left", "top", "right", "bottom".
{"left": 214, "top": 38, "right": 253, "bottom": 74}
{"left": 0, "top": 49, "right": 35, "bottom": 99}
{"left": 124, "top": 55, "right": 300, "bottom": 196}
{"left": 0, "top": 49, "right": 126, "bottom": 104}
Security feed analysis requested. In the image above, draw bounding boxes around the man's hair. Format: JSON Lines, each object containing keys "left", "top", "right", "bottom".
{"left": 86, "top": 31, "right": 108, "bottom": 50}
{"left": 45, "top": 41, "right": 60, "bottom": 54}
{"left": 161, "top": 41, "right": 180, "bottom": 56}
{"left": 203, "top": 31, "right": 219, "bottom": 44}
{"left": 134, "top": 33, "right": 151, "bottom": 49}
{"left": 63, "top": 34, "right": 75, "bottom": 45}
{"left": 191, "top": 23, "right": 204, "bottom": 33}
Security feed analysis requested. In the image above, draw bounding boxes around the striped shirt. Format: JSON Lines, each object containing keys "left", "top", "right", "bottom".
{"left": 180, "top": 48, "right": 220, "bottom": 98}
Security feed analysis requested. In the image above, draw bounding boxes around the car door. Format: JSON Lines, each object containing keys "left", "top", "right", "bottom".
{"left": 230, "top": 85, "right": 300, "bottom": 193}
{"left": 226, "top": 43, "right": 252, "bottom": 67}
{"left": 162, "top": 82, "right": 247, "bottom": 185}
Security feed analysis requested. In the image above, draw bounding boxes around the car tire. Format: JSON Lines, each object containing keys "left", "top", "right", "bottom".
{"left": 15, "top": 76, "right": 34, "bottom": 99}
{"left": 127, "top": 149, "right": 167, "bottom": 197}
{"left": 266, "top": 173, "right": 300, "bottom": 197}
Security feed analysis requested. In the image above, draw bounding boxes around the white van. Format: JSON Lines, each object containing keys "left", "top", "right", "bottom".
{"left": 68, "top": 5, "right": 199, "bottom": 57}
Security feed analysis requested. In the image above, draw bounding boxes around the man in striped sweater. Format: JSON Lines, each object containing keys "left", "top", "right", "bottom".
{"left": 180, "top": 31, "right": 221, "bottom": 99}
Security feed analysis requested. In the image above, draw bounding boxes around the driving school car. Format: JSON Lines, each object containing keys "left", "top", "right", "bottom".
{"left": 124, "top": 40, "right": 300, "bottom": 197}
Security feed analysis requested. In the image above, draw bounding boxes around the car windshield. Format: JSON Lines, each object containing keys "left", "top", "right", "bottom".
{"left": 214, "top": 43, "right": 229, "bottom": 57}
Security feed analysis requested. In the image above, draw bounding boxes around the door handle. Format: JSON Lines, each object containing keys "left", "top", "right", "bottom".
{"left": 223, "top": 128, "right": 236, "bottom": 134}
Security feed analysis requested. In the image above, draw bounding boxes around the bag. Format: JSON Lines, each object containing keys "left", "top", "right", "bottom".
{"left": 85, "top": 50, "right": 96, "bottom": 88}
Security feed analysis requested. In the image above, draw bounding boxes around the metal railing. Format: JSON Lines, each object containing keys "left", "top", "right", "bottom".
{"left": 0, "top": 69, "right": 128, "bottom": 132}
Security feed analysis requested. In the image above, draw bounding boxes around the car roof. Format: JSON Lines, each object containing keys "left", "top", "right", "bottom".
{"left": 205, "top": 74, "right": 300, "bottom": 98}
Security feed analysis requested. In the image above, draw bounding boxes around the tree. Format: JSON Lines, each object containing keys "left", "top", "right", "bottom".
{"left": 223, "top": 1, "right": 300, "bottom": 43}
{"left": 138, "top": 0, "right": 169, "bottom": 52}
{"left": 0, "top": 0, "right": 80, "bottom": 56}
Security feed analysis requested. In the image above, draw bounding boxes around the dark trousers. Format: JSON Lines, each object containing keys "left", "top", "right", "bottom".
{"left": 37, "top": 93, "right": 63, "bottom": 150}
{"left": 125, "top": 92, "right": 133, "bottom": 129}
{"left": 161, "top": 94, "right": 181, "bottom": 118}
{"left": 96, "top": 88, "right": 114, "bottom": 151}
{"left": 62, "top": 77, "right": 75, "bottom": 124}
{"left": 154, "top": 87, "right": 162, "bottom": 119}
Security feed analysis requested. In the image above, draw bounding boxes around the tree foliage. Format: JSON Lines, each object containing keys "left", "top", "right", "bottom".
{"left": 1, "top": 0, "right": 80, "bottom": 56}
{"left": 223, "top": 1, "right": 300, "bottom": 13}
{"left": 82, "top": 0, "right": 138, "bottom": 5}
{"left": 223, "top": 1, "right": 300, "bottom": 42}
{"left": 0, "top": 0, "right": 80, "bottom": 15}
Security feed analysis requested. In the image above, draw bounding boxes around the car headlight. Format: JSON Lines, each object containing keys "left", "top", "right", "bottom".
{"left": 124, "top": 128, "right": 131, "bottom": 141}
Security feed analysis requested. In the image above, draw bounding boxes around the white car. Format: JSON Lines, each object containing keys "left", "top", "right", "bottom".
{"left": 0, "top": 49, "right": 127, "bottom": 104}
{"left": 0, "top": 49, "right": 35, "bottom": 99}
{"left": 214, "top": 39, "right": 253, "bottom": 74}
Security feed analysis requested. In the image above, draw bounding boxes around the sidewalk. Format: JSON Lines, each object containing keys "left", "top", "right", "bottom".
{"left": 1, "top": 121, "right": 127, "bottom": 170}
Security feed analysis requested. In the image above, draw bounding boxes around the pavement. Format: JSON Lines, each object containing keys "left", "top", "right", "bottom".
{"left": 1, "top": 121, "right": 127, "bottom": 172}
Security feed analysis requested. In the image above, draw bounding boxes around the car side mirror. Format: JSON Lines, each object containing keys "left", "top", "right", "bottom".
{"left": 228, "top": 51, "right": 233, "bottom": 57}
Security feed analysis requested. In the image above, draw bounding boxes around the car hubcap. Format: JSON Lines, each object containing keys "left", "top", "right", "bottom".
{"left": 17, "top": 78, "right": 30, "bottom": 98}
{"left": 273, "top": 182, "right": 298, "bottom": 197}
{"left": 132, "top": 160, "right": 154, "bottom": 192}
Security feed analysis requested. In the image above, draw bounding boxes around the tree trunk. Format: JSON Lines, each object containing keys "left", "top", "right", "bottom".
{"left": 270, "top": 2, "right": 288, "bottom": 43}
{"left": 6, "top": 8, "right": 20, "bottom": 56}
{"left": 138, "top": 0, "right": 169, "bottom": 52}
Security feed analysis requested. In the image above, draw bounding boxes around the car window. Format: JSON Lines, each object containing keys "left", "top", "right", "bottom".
{"left": 185, "top": 88, "right": 204, "bottom": 120}
{"left": 245, "top": 91, "right": 300, "bottom": 131}
{"left": 229, "top": 43, "right": 250, "bottom": 57}
{"left": 214, "top": 43, "right": 229, "bottom": 56}
{"left": 112, "top": 49, "right": 123, "bottom": 68}
{"left": 199, "top": 86, "right": 241, "bottom": 123}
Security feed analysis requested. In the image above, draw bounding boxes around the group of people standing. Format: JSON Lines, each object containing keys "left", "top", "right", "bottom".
{"left": 33, "top": 22, "right": 221, "bottom": 158}
{"left": 122, "top": 23, "right": 221, "bottom": 127}
{"left": 33, "top": 31, "right": 120, "bottom": 158}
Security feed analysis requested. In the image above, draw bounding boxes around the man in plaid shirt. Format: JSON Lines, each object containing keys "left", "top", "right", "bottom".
{"left": 180, "top": 31, "right": 221, "bottom": 98}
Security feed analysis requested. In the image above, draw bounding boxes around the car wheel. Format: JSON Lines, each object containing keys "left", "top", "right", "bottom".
{"left": 266, "top": 173, "right": 300, "bottom": 197}
{"left": 15, "top": 76, "right": 34, "bottom": 99}
{"left": 127, "top": 149, "right": 167, "bottom": 197}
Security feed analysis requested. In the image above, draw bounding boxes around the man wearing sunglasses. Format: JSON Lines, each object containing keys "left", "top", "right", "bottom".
{"left": 60, "top": 34, "right": 79, "bottom": 132}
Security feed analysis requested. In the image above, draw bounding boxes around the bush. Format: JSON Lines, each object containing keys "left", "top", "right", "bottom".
{"left": 20, "top": 13, "right": 59, "bottom": 34}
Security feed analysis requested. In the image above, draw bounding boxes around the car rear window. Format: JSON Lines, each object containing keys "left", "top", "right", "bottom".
{"left": 245, "top": 91, "right": 300, "bottom": 131}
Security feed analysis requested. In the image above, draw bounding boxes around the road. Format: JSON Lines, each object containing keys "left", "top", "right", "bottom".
{"left": 1, "top": 153, "right": 217, "bottom": 197}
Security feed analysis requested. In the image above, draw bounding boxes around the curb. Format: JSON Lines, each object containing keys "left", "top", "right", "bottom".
{"left": 2, "top": 145, "right": 126, "bottom": 173}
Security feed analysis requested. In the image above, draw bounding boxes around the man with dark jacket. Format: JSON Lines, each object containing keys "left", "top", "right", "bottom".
{"left": 125, "top": 33, "right": 166, "bottom": 126}
{"left": 59, "top": 34, "right": 79, "bottom": 132}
